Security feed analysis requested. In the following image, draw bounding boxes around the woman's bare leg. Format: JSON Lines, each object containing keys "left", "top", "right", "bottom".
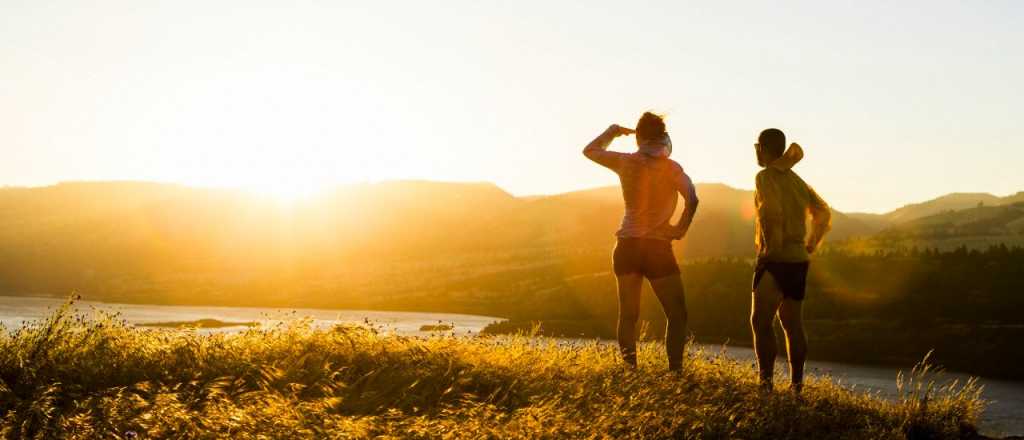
{"left": 649, "top": 274, "right": 688, "bottom": 371}
{"left": 616, "top": 273, "right": 644, "bottom": 367}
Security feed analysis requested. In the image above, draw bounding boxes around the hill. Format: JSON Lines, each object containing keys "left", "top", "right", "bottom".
{"left": 885, "top": 193, "right": 1004, "bottom": 224}
{"left": 0, "top": 180, "right": 1021, "bottom": 307}
{"left": 844, "top": 212, "right": 893, "bottom": 231}
{"left": 831, "top": 191, "right": 1024, "bottom": 252}
{"left": 0, "top": 304, "right": 984, "bottom": 439}
{"left": 0, "top": 180, "right": 887, "bottom": 304}
{"left": 863, "top": 201, "right": 1024, "bottom": 251}
{"left": 878, "top": 191, "right": 1024, "bottom": 226}
{"left": 801, "top": 191, "right": 1024, "bottom": 239}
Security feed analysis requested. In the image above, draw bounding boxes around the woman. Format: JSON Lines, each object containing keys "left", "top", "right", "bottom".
{"left": 582, "top": 112, "right": 699, "bottom": 371}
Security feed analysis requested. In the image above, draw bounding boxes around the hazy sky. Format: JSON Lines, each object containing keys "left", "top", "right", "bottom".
{"left": 2, "top": 1, "right": 1022, "bottom": 212}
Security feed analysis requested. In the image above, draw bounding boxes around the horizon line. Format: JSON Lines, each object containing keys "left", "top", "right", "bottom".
{"left": 2, "top": 178, "right": 1021, "bottom": 216}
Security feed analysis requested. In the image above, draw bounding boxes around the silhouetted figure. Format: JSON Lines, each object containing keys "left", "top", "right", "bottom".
{"left": 583, "top": 112, "right": 699, "bottom": 371}
{"left": 750, "top": 128, "right": 831, "bottom": 393}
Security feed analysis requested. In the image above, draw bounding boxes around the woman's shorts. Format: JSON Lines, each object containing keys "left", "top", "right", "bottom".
{"left": 613, "top": 237, "right": 680, "bottom": 279}
{"left": 752, "top": 260, "right": 810, "bottom": 300}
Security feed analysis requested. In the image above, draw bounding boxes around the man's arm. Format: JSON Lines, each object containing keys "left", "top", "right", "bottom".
{"left": 671, "top": 171, "right": 699, "bottom": 239}
{"left": 583, "top": 124, "right": 634, "bottom": 171}
{"left": 805, "top": 184, "right": 832, "bottom": 254}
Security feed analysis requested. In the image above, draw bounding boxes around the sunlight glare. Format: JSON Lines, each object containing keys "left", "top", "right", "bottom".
{"left": 245, "top": 178, "right": 324, "bottom": 205}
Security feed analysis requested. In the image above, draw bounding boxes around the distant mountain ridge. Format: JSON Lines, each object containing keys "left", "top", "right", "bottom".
{"left": 883, "top": 192, "right": 1009, "bottom": 224}
{"left": 867, "top": 198, "right": 1024, "bottom": 251}
{"left": 834, "top": 191, "right": 1024, "bottom": 233}
{"left": 0, "top": 179, "right": 1021, "bottom": 302}
{"left": 2, "top": 180, "right": 1019, "bottom": 246}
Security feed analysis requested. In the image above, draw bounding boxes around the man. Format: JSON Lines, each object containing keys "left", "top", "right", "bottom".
{"left": 750, "top": 128, "right": 831, "bottom": 392}
{"left": 583, "top": 112, "right": 699, "bottom": 372}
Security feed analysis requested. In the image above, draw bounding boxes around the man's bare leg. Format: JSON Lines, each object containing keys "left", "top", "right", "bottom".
{"left": 650, "top": 274, "right": 688, "bottom": 371}
{"left": 751, "top": 273, "right": 783, "bottom": 390}
{"left": 778, "top": 297, "right": 807, "bottom": 393}
{"left": 616, "top": 273, "right": 644, "bottom": 368}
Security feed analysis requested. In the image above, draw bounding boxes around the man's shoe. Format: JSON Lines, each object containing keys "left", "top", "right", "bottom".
{"left": 791, "top": 382, "right": 804, "bottom": 395}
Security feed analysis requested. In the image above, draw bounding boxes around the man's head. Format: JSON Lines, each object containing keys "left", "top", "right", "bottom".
{"left": 635, "top": 112, "right": 667, "bottom": 145}
{"left": 756, "top": 128, "right": 785, "bottom": 167}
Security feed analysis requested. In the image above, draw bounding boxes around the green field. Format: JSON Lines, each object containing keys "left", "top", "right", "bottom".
{"left": 0, "top": 301, "right": 984, "bottom": 439}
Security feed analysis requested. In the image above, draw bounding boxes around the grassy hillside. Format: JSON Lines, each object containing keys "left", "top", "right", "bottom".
{"left": 840, "top": 202, "right": 1024, "bottom": 252}
{"left": 0, "top": 301, "right": 984, "bottom": 439}
{"left": 845, "top": 212, "right": 893, "bottom": 231}
{"left": 885, "top": 193, "right": 1004, "bottom": 224}
{"left": 885, "top": 202, "right": 1024, "bottom": 237}
{"left": 880, "top": 191, "right": 1024, "bottom": 225}
{"left": 841, "top": 191, "right": 1024, "bottom": 239}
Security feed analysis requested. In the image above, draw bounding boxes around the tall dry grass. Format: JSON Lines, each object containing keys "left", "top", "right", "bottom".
{"left": 0, "top": 298, "right": 984, "bottom": 439}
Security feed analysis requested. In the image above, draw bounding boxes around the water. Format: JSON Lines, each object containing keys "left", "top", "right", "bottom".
{"left": 0, "top": 295, "right": 499, "bottom": 336}
{"left": 1, "top": 296, "right": 1020, "bottom": 436}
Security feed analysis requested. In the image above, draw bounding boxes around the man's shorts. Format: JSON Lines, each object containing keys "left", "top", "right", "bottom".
{"left": 752, "top": 260, "right": 810, "bottom": 301}
{"left": 613, "top": 237, "right": 680, "bottom": 279}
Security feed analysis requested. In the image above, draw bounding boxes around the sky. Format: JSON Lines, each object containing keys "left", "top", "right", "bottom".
{"left": 2, "top": 0, "right": 1022, "bottom": 213}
